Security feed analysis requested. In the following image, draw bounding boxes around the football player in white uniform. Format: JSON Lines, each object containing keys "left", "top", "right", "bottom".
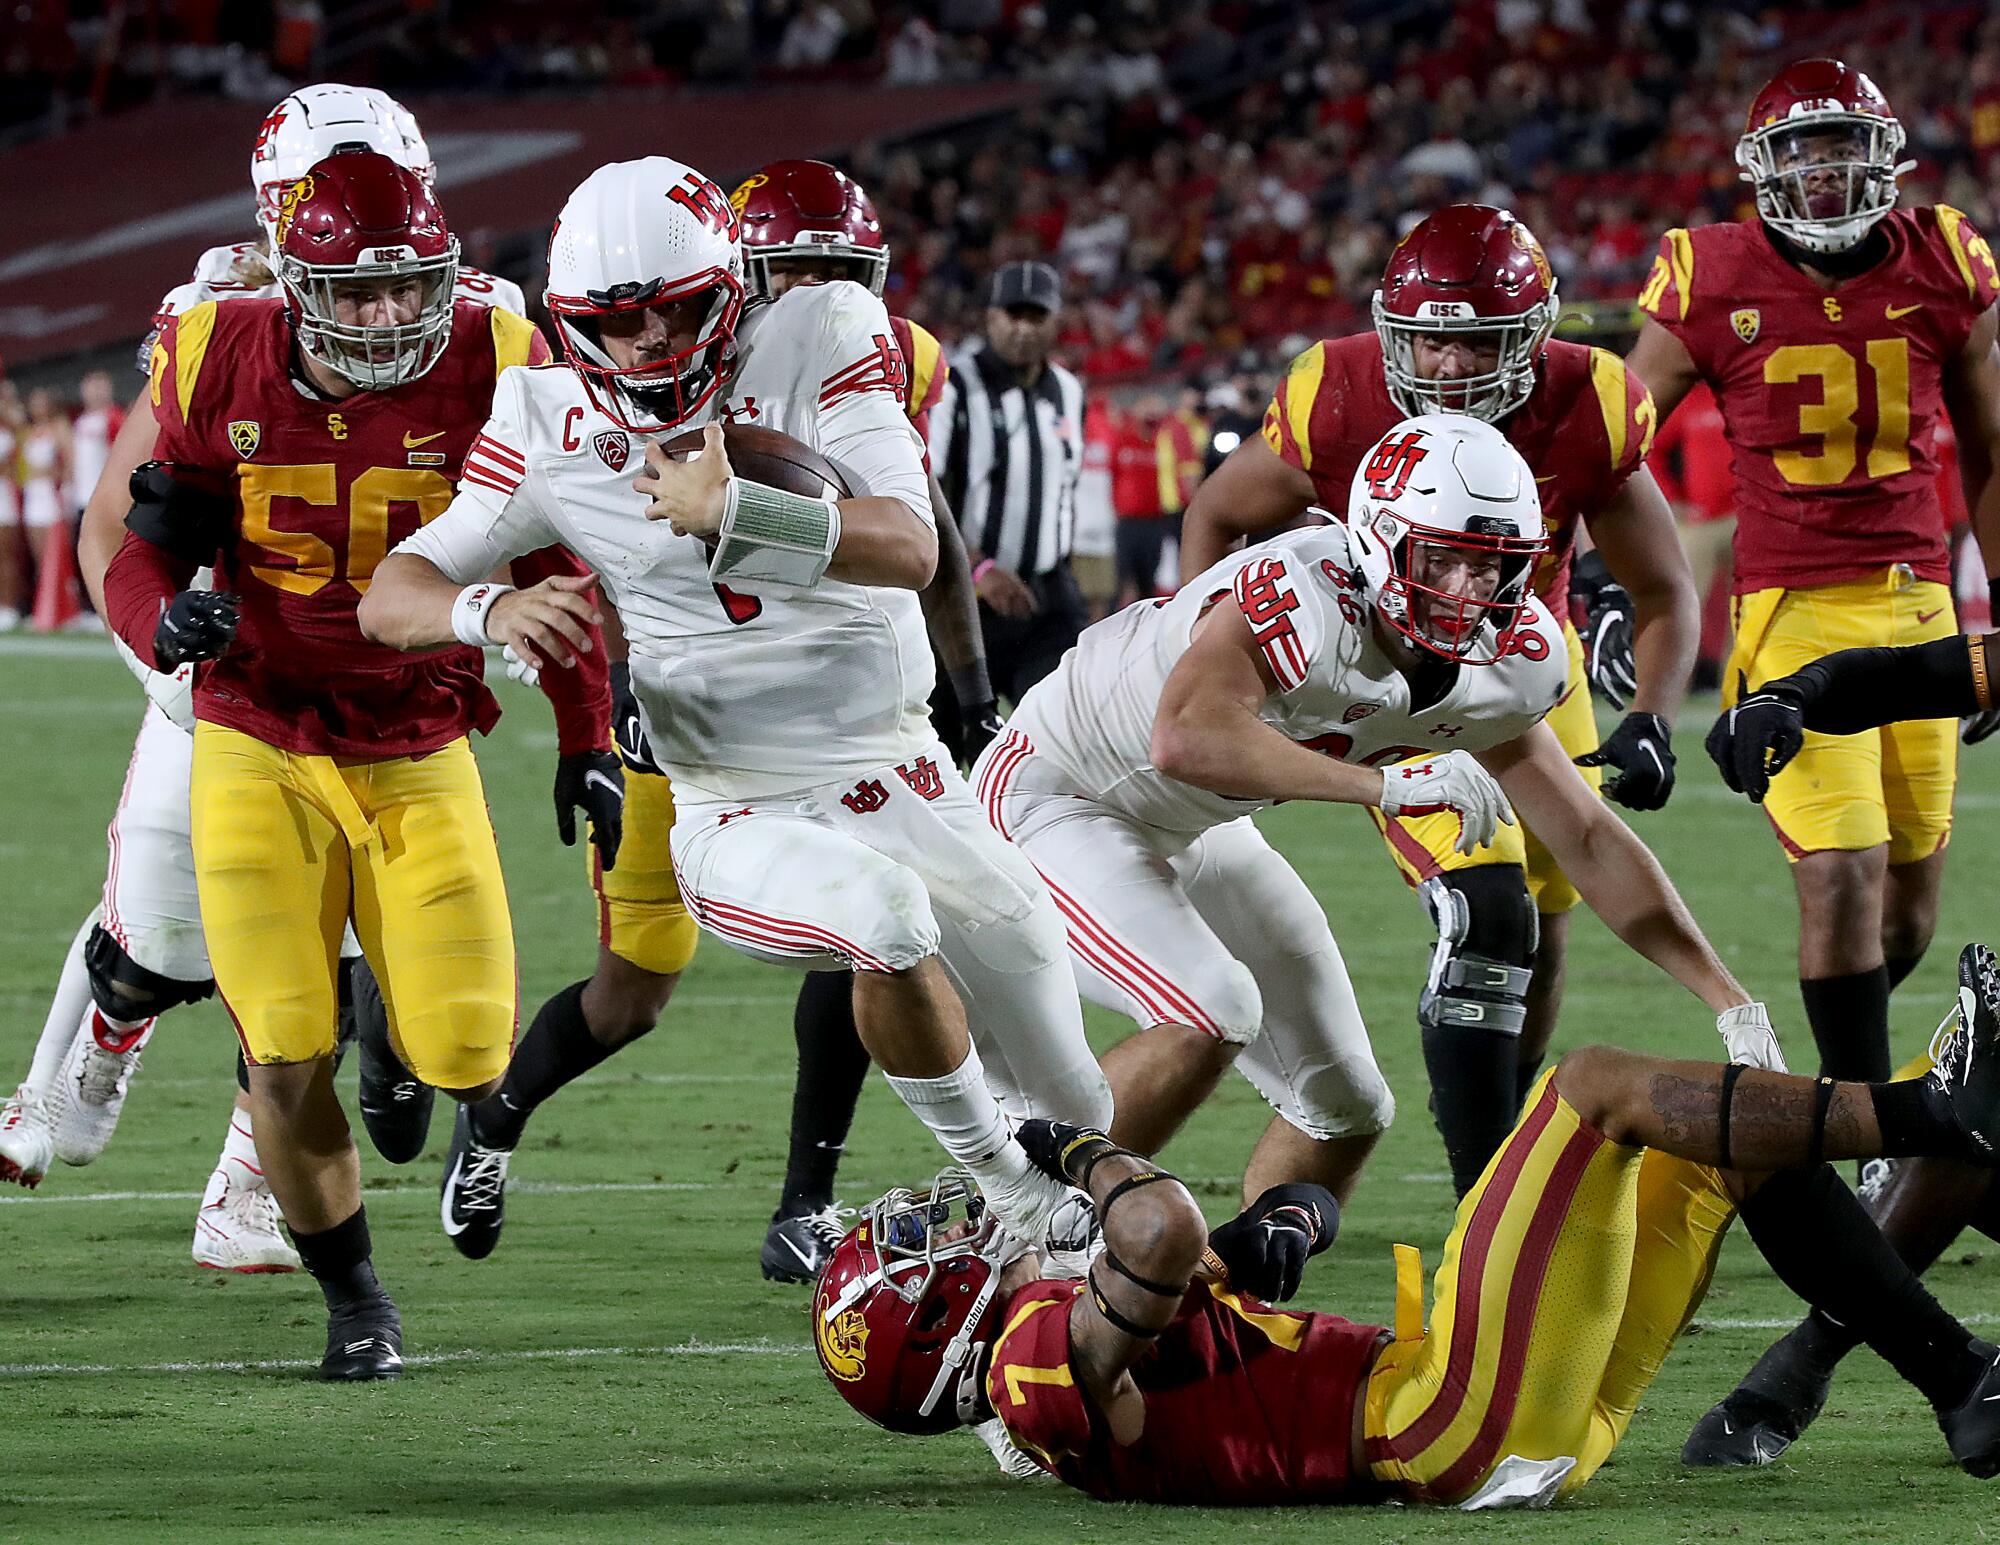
{"left": 972, "top": 415, "right": 1783, "bottom": 1202}
{"left": 359, "top": 156, "right": 1108, "bottom": 1244}
{"left": 0, "top": 84, "right": 530, "bottom": 1274}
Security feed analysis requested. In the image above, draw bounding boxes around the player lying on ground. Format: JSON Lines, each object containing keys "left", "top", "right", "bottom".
{"left": 973, "top": 413, "right": 1770, "bottom": 1204}
{"left": 1180, "top": 204, "right": 1699, "bottom": 1196}
{"left": 359, "top": 156, "right": 1108, "bottom": 1260}
{"left": 816, "top": 947, "right": 2000, "bottom": 1504}
{"left": 1688, "top": 628, "right": 2000, "bottom": 1464}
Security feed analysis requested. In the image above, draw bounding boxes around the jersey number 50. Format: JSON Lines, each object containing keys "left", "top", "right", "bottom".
{"left": 239, "top": 464, "right": 455, "bottom": 593}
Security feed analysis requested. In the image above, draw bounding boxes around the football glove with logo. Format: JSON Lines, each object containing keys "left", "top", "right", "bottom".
{"left": 153, "top": 590, "right": 239, "bottom": 669}
{"left": 1706, "top": 675, "right": 1806, "bottom": 803}
{"left": 1380, "top": 750, "right": 1513, "bottom": 855}
{"left": 555, "top": 750, "right": 624, "bottom": 870}
{"left": 1205, "top": 1182, "right": 1340, "bottom": 1304}
{"left": 1569, "top": 551, "right": 1637, "bottom": 709}
{"left": 1717, "top": 1001, "right": 1788, "bottom": 1073}
{"left": 609, "top": 662, "right": 664, "bottom": 775}
{"left": 1576, "top": 712, "right": 1676, "bottom": 811}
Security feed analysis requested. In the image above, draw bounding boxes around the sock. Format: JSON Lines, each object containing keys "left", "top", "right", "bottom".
{"left": 1420, "top": 1021, "right": 1519, "bottom": 1199}
{"left": 1800, "top": 967, "right": 1892, "bottom": 1082}
{"left": 1741, "top": 1166, "right": 1982, "bottom": 1411}
{"left": 219, "top": 1108, "right": 261, "bottom": 1178}
{"left": 26, "top": 916, "right": 95, "bottom": 1093}
{"left": 779, "top": 971, "right": 872, "bottom": 1218}
{"left": 477, "top": 981, "right": 611, "bottom": 1149}
{"left": 1885, "top": 953, "right": 1925, "bottom": 991}
{"left": 292, "top": 1206, "right": 387, "bottom": 1312}
{"left": 883, "top": 1041, "right": 1041, "bottom": 1211}
{"left": 87, "top": 1007, "right": 154, "bottom": 1055}
{"left": 1871, "top": 1078, "right": 1971, "bottom": 1158}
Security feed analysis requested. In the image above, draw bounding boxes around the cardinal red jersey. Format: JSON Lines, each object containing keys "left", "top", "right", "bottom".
{"left": 1637, "top": 208, "right": 2000, "bottom": 591}
{"left": 146, "top": 296, "right": 550, "bottom": 757}
{"left": 888, "top": 314, "right": 949, "bottom": 452}
{"left": 1261, "top": 333, "right": 1656, "bottom": 624}
{"left": 988, "top": 1277, "right": 1388, "bottom": 1505}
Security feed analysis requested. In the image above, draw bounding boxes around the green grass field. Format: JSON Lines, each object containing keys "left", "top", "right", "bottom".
{"left": 1, "top": 638, "right": 1995, "bottom": 1543}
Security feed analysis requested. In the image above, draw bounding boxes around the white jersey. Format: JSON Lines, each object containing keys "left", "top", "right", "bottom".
{"left": 397, "top": 279, "right": 935, "bottom": 802}
{"left": 1010, "top": 522, "right": 1570, "bottom": 834}
{"left": 140, "top": 242, "right": 526, "bottom": 370}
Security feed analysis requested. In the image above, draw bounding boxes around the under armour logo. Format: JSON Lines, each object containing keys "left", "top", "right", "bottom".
{"left": 716, "top": 807, "right": 755, "bottom": 826}
{"left": 1429, "top": 723, "right": 1464, "bottom": 739}
{"left": 720, "top": 397, "right": 761, "bottom": 423}
{"left": 895, "top": 757, "right": 944, "bottom": 801}
{"left": 840, "top": 778, "right": 890, "bottom": 814}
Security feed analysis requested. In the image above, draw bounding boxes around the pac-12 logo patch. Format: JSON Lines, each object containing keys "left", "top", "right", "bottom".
{"left": 815, "top": 1307, "right": 870, "bottom": 1382}
{"left": 1730, "top": 308, "right": 1760, "bottom": 344}
{"left": 228, "top": 420, "right": 262, "bottom": 457}
{"left": 593, "top": 431, "right": 629, "bottom": 472}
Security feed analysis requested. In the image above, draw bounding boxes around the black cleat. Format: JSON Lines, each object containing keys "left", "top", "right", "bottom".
{"left": 1682, "top": 1322, "right": 1836, "bottom": 1467}
{"left": 353, "top": 956, "right": 434, "bottom": 1165}
{"left": 1940, "top": 1340, "right": 2000, "bottom": 1478}
{"left": 760, "top": 1207, "right": 846, "bottom": 1284}
{"left": 440, "top": 1104, "right": 512, "bottom": 1261}
{"left": 1928, "top": 945, "right": 2000, "bottom": 1160}
{"left": 321, "top": 1296, "right": 403, "bottom": 1382}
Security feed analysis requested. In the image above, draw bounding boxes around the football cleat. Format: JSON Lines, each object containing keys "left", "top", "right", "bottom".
{"left": 353, "top": 957, "right": 433, "bottom": 1164}
{"left": 321, "top": 1296, "right": 404, "bottom": 1382}
{"left": 760, "top": 1206, "right": 848, "bottom": 1284}
{"left": 49, "top": 1014, "right": 153, "bottom": 1166}
{"left": 192, "top": 1164, "right": 300, "bottom": 1274}
{"left": 972, "top": 1415, "right": 1051, "bottom": 1481}
{"left": 439, "top": 1104, "right": 512, "bottom": 1260}
{"left": 1681, "top": 1321, "right": 1836, "bottom": 1467}
{"left": 1939, "top": 1340, "right": 2000, "bottom": 1478}
{"left": 1926, "top": 944, "right": 2000, "bottom": 1159}
{"left": 0, "top": 1084, "right": 54, "bottom": 1188}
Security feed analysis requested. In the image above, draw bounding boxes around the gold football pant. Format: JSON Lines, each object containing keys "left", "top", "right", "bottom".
{"left": 190, "top": 722, "right": 516, "bottom": 1090}
{"left": 1373, "top": 620, "right": 1600, "bottom": 914}
{"left": 588, "top": 767, "right": 698, "bottom": 975}
{"left": 1365, "top": 1072, "right": 1735, "bottom": 1502}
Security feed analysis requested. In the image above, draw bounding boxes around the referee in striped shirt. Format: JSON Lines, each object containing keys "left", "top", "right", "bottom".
{"left": 931, "top": 260, "right": 1088, "bottom": 702}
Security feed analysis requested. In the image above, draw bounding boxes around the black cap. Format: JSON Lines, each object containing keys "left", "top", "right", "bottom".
{"left": 988, "top": 260, "right": 1062, "bottom": 313}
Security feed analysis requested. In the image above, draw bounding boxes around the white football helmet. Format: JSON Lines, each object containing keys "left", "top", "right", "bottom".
{"left": 545, "top": 157, "right": 746, "bottom": 433}
{"left": 249, "top": 84, "right": 430, "bottom": 248}
{"left": 1345, "top": 414, "right": 1547, "bottom": 665}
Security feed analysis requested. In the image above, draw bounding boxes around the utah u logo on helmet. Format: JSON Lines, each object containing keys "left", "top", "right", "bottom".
{"left": 667, "top": 172, "right": 737, "bottom": 240}
{"left": 1364, "top": 430, "right": 1430, "bottom": 500}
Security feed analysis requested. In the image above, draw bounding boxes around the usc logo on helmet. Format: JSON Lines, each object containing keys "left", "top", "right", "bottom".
{"left": 275, "top": 175, "right": 314, "bottom": 246}
{"left": 1512, "top": 221, "right": 1554, "bottom": 291}
{"left": 727, "top": 173, "right": 768, "bottom": 216}
{"left": 815, "top": 1306, "right": 870, "bottom": 1382}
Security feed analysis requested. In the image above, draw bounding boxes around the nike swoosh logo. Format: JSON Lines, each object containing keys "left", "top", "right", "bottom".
{"left": 584, "top": 769, "right": 624, "bottom": 803}
{"left": 781, "top": 1235, "right": 815, "bottom": 1269}
{"left": 1885, "top": 303, "right": 1923, "bottom": 320}
{"left": 440, "top": 1156, "right": 472, "bottom": 1236}
{"left": 1917, "top": 608, "right": 1945, "bottom": 624}
{"left": 403, "top": 430, "right": 447, "bottom": 449}
{"left": 1720, "top": 1420, "right": 1735, "bottom": 1436}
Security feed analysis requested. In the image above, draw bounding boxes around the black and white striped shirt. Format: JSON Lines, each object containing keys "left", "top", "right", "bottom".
{"left": 930, "top": 344, "right": 1086, "bottom": 578}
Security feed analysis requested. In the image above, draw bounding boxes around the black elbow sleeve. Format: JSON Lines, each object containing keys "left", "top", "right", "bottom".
{"left": 125, "top": 461, "right": 233, "bottom": 566}
{"left": 1798, "top": 634, "right": 1982, "bottom": 733}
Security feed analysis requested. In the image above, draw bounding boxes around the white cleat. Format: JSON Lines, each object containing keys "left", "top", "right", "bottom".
{"left": 973, "top": 1416, "right": 1051, "bottom": 1480}
{"left": 0, "top": 1085, "right": 54, "bottom": 1188}
{"left": 192, "top": 1165, "right": 300, "bottom": 1273}
{"left": 50, "top": 1016, "right": 152, "bottom": 1167}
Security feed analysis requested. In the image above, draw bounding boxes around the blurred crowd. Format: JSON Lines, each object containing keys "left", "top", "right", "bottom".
{"left": 0, "top": 372, "right": 119, "bottom": 631}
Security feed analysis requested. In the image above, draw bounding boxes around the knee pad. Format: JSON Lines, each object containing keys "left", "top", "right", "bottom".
{"left": 1417, "top": 869, "right": 1536, "bottom": 1038}
{"left": 858, "top": 867, "right": 942, "bottom": 972}
{"left": 85, "top": 924, "right": 214, "bottom": 1022}
{"left": 1189, "top": 957, "right": 1263, "bottom": 1047}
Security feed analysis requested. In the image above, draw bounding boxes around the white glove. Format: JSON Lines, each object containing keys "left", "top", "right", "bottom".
{"left": 1717, "top": 1001, "right": 1788, "bottom": 1073}
{"left": 112, "top": 628, "right": 196, "bottom": 732}
{"left": 501, "top": 642, "right": 540, "bottom": 688}
{"left": 1379, "top": 750, "right": 1514, "bottom": 856}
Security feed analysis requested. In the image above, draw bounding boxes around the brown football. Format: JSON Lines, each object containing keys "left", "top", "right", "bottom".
{"left": 657, "top": 423, "right": 853, "bottom": 500}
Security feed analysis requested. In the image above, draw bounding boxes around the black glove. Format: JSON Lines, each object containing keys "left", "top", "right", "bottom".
{"left": 555, "top": 750, "right": 624, "bottom": 870}
{"left": 152, "top": 589, "right": 239, "bottom": 669}
{"left": 1574, "top": 711, "right": 1676, "bottom": 811}
{"left": 1569, "top": 552, "right": 1637, "bottom": 710}
{"left": 957, "top": 698, "right": 1006, "bottom": 769}
{"left": 1705, "top": 674, "right": 1806, "bottom": 803}
{"left": 1205, "top": 1182, "right": 1339, "bottom": 1304}
{"left": 610, "top": 662, "right": 663, "bottom": 776}
{"left": 1014, "top": 1119, "right": 1119, "bottom": 1187}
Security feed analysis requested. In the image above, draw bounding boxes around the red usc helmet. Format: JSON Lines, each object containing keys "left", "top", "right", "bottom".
{"left": 273, "top": 151, "right": 458, "bottom": 391}
{"left": 812, "top": 1170, "right": 1011, "bottom": 1436}
{"left": 1372, "top": 205, "right": 1556, "bottom": 424}
{"left": 731, "top": 160, "right": 889, "bottom": 301}
{"left": 1736, "top": 58, "right": 1911, "bottom": 256}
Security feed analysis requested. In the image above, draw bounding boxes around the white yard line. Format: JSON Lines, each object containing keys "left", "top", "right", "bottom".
{"left": 0, "top": 1340, "right": 803, "bottom": 1378}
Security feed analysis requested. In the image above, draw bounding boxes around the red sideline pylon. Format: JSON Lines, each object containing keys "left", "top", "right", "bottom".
{"left": 31, "top": 520, "right": 81, "bottom": 632}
